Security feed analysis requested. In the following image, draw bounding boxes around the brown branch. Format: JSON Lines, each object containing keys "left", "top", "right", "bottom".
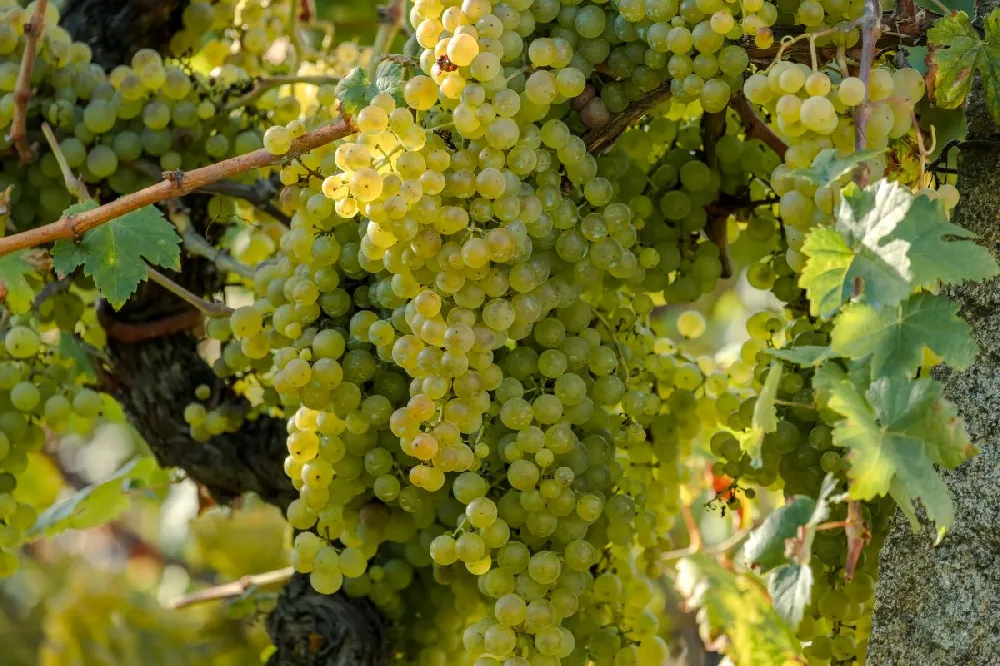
{"left": 172, "top": 566, "right": 294, "bottom": 609}
{"left": 584, "top": 81, "right": 672, "bottom": 154}
{"left": 9, "top": 0, "right": 48, "bottom": 164}
{"left": 854, "top": 0, "right": 882, "bottom": 184}
{"left": 99, "top": 307, "right": 203, "bottom": 343}
{"left": 130, "top": 159, "right": 291, "bottom": 225}
{"left": 732, "top": 92, "right": 789, "bottom": 159}
{"left": 0, "top": 117, "right": 355, "bottom": 257}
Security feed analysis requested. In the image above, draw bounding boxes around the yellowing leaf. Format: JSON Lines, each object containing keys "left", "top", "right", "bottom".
{"left": 927, "top": 9, "right": 1000, "bottom": 123}
{"left": 675, "top": 555, "right": 803, "bottom": 666}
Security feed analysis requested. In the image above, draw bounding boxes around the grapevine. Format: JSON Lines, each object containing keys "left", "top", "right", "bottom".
{"left": 0, "top": 0, "right": 995, "bottom": 665}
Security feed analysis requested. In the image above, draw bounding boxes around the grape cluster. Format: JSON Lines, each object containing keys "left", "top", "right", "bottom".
{"left": 0, "top": 318, "right": 108, "bottom": 577}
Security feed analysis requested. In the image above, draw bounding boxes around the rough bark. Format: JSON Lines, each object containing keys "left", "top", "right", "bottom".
{"left": 867, "top": 3, "right": 1000, "bottom": 663}
{"left": 265, "top": 575, "right": 390, "bottom": 666}
{"left": 55, "top": 6, "right": 393, "bottom": 665}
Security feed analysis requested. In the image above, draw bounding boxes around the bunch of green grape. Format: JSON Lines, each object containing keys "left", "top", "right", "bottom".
{"left": 0, "top": 319, "right": 107, "bottom": 577}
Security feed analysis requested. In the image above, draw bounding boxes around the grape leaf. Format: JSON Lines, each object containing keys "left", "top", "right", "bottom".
{"left": 335, "top": 61, "right": 406, "bottom": 116}
{"left": 58, "top": 333, "right": 96, "bottom": 380}
{"left": 767, "top": 564, "right": 814, "bottom": 626}
{"left": 885, "top": 194, "right": 998, "bottom": 289}
{"left": 927, "top": 9, "right": 1000, "bottom": 123}
{"left": 753, "top": 362, "right": 781, "bottom": 436}
{"left": 799, "top": 181, "right": 913, "bottom": 319}
{"left": 769, "top": 346, "right": 837, "bottom": 366}
{"left": 51, "top": 203, "right": 180, "bottom": 310}
{"left": 28, "top": 457, "right": 168, "bottom": 540}
{"left": 814, "top": 365, "right": 975, "bottom": 537}
{"left": 0, "top": 249, "right": 39, "bottom": 314}
{"left": 831, "top": 293, "right": 977, "bottom": 379}
{"left": 789, "top": 148, "right": 884, "bottom": 186}
{"left": 675, "top": 555, "right": 803, "bottom": 666}
{"left": 743, "top": 495, "right": 816, "bottom": 573}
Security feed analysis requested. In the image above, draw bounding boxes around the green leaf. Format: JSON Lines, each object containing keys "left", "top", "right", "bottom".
{"left": 675, "top": 555, "right": 803, "bottom": 666}
{"left": 58, "top": 333, "right": 96, "bottom": 381}
{"left": 886, "top": 194, "right": 998, "bottom": 289}
{"left": 334, "top": 67, "right": 372, "bottom": 116}
{"left": 335, "top": 61, "right": 406, "bottom": 116}
{"left": 51, "top": 204, "right": 180, "bottom": 310}
{"left": 789, "top": 148, "right": 884, "bottom": 186}
{"left": 800, "top": 179, "right": 998, "bottom": 319}
{"left": 374, "top": 59, "right": 407, "bottom": 108}
{"left": 769, "top": 346, "right": 836, "bottom": 367}
{"left": 927, "top": 9, "right": 1000, "bottom": 123}
{"left": 831, "top": 293, "right": 977, "bottom": 379}
{"left": 0, "top": 249, "right": 39, "bottom": 314}
{"left": 767, "top": 564, "right": 814, "bottom": 626}
{"left": 742, "top": 495, "right": 816, "bottom": 573}
{"left": 752, "top": 362, "right": 781, "bottom": 436}
{"left": 28, "top": 457, "right": 167, "bottom": 540}
{"left": 800, "top": 181, "right": 913, "bottom": 319}
{"left": 813, "top": 365, "right": 974, "bottom": 536}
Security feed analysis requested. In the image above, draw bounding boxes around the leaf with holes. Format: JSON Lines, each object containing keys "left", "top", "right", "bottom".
{"left": 927, "top": 9, "right": 1000, "bottom": 122}
{"left": 51, "top": 203, "right": 180, "bottom": 310}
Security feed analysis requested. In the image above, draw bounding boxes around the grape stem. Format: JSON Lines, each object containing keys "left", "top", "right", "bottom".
{"left": 171, "top": 566, "right": 295, "bottom": 610}
{"left": 367, "top": 0, "right": 408, "bottom": 80}
{"left": 40, "top": 122, "right": 90, "bottom": 203}
{"left": 583, "top": 80, "right": 672, "bottom": 155}
{"left": 145, "top": 265, "right": 234, "bottom": 318}
{"left": 0, "top": 117, "right": 356, "bottom": 258}
{"left": 855, "top": 0, "right": 883, "bottom": 165}
{"left": 731, "top": 92, "right": 789, "bottom": 159}
{"left": 9, "top": 0, "right": 48, "bottom": 164}
{"left": 220, "top": 75, "right": 339, "bottom": 114}
{"left": 165, "top": 200, "right": 258, "bottom": 280}
{"left": 659, "top": 522, "right": 751, "bottom": 564}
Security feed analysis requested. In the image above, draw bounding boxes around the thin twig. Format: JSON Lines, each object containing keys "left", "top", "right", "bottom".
{"left": 855, "top": 0, "right": 883, "bottom": 162}
{"left": 367, "top": 0, "right": 407, "bottom": 79}
{"left": 145, "top": 265, "right": 234, "bottom": 318}
{"left": 40, "top": 123, "right": 89, "bottom": 202}
{"left": 660, "top": 524, "right": 751, "bottom": 564}
{"left": 9, "top": 0, "right": 48, "bottom": 164}
{"left": 0, "top": 117, "right": 355, "bottom": 258}
{"left": 221, "top": 75, "right": 338, "bottom": 114}
{"left": 165, "top": 200, "right": 257, "bottom": 279}
{"left": 732, "top": 92, "right": 789, "bottom": 159}
{"left": 584, "top": 81, "right": 672, "bottom": 154}
{"left": 172, "top": 566, "right": 295, "bottom": 609}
